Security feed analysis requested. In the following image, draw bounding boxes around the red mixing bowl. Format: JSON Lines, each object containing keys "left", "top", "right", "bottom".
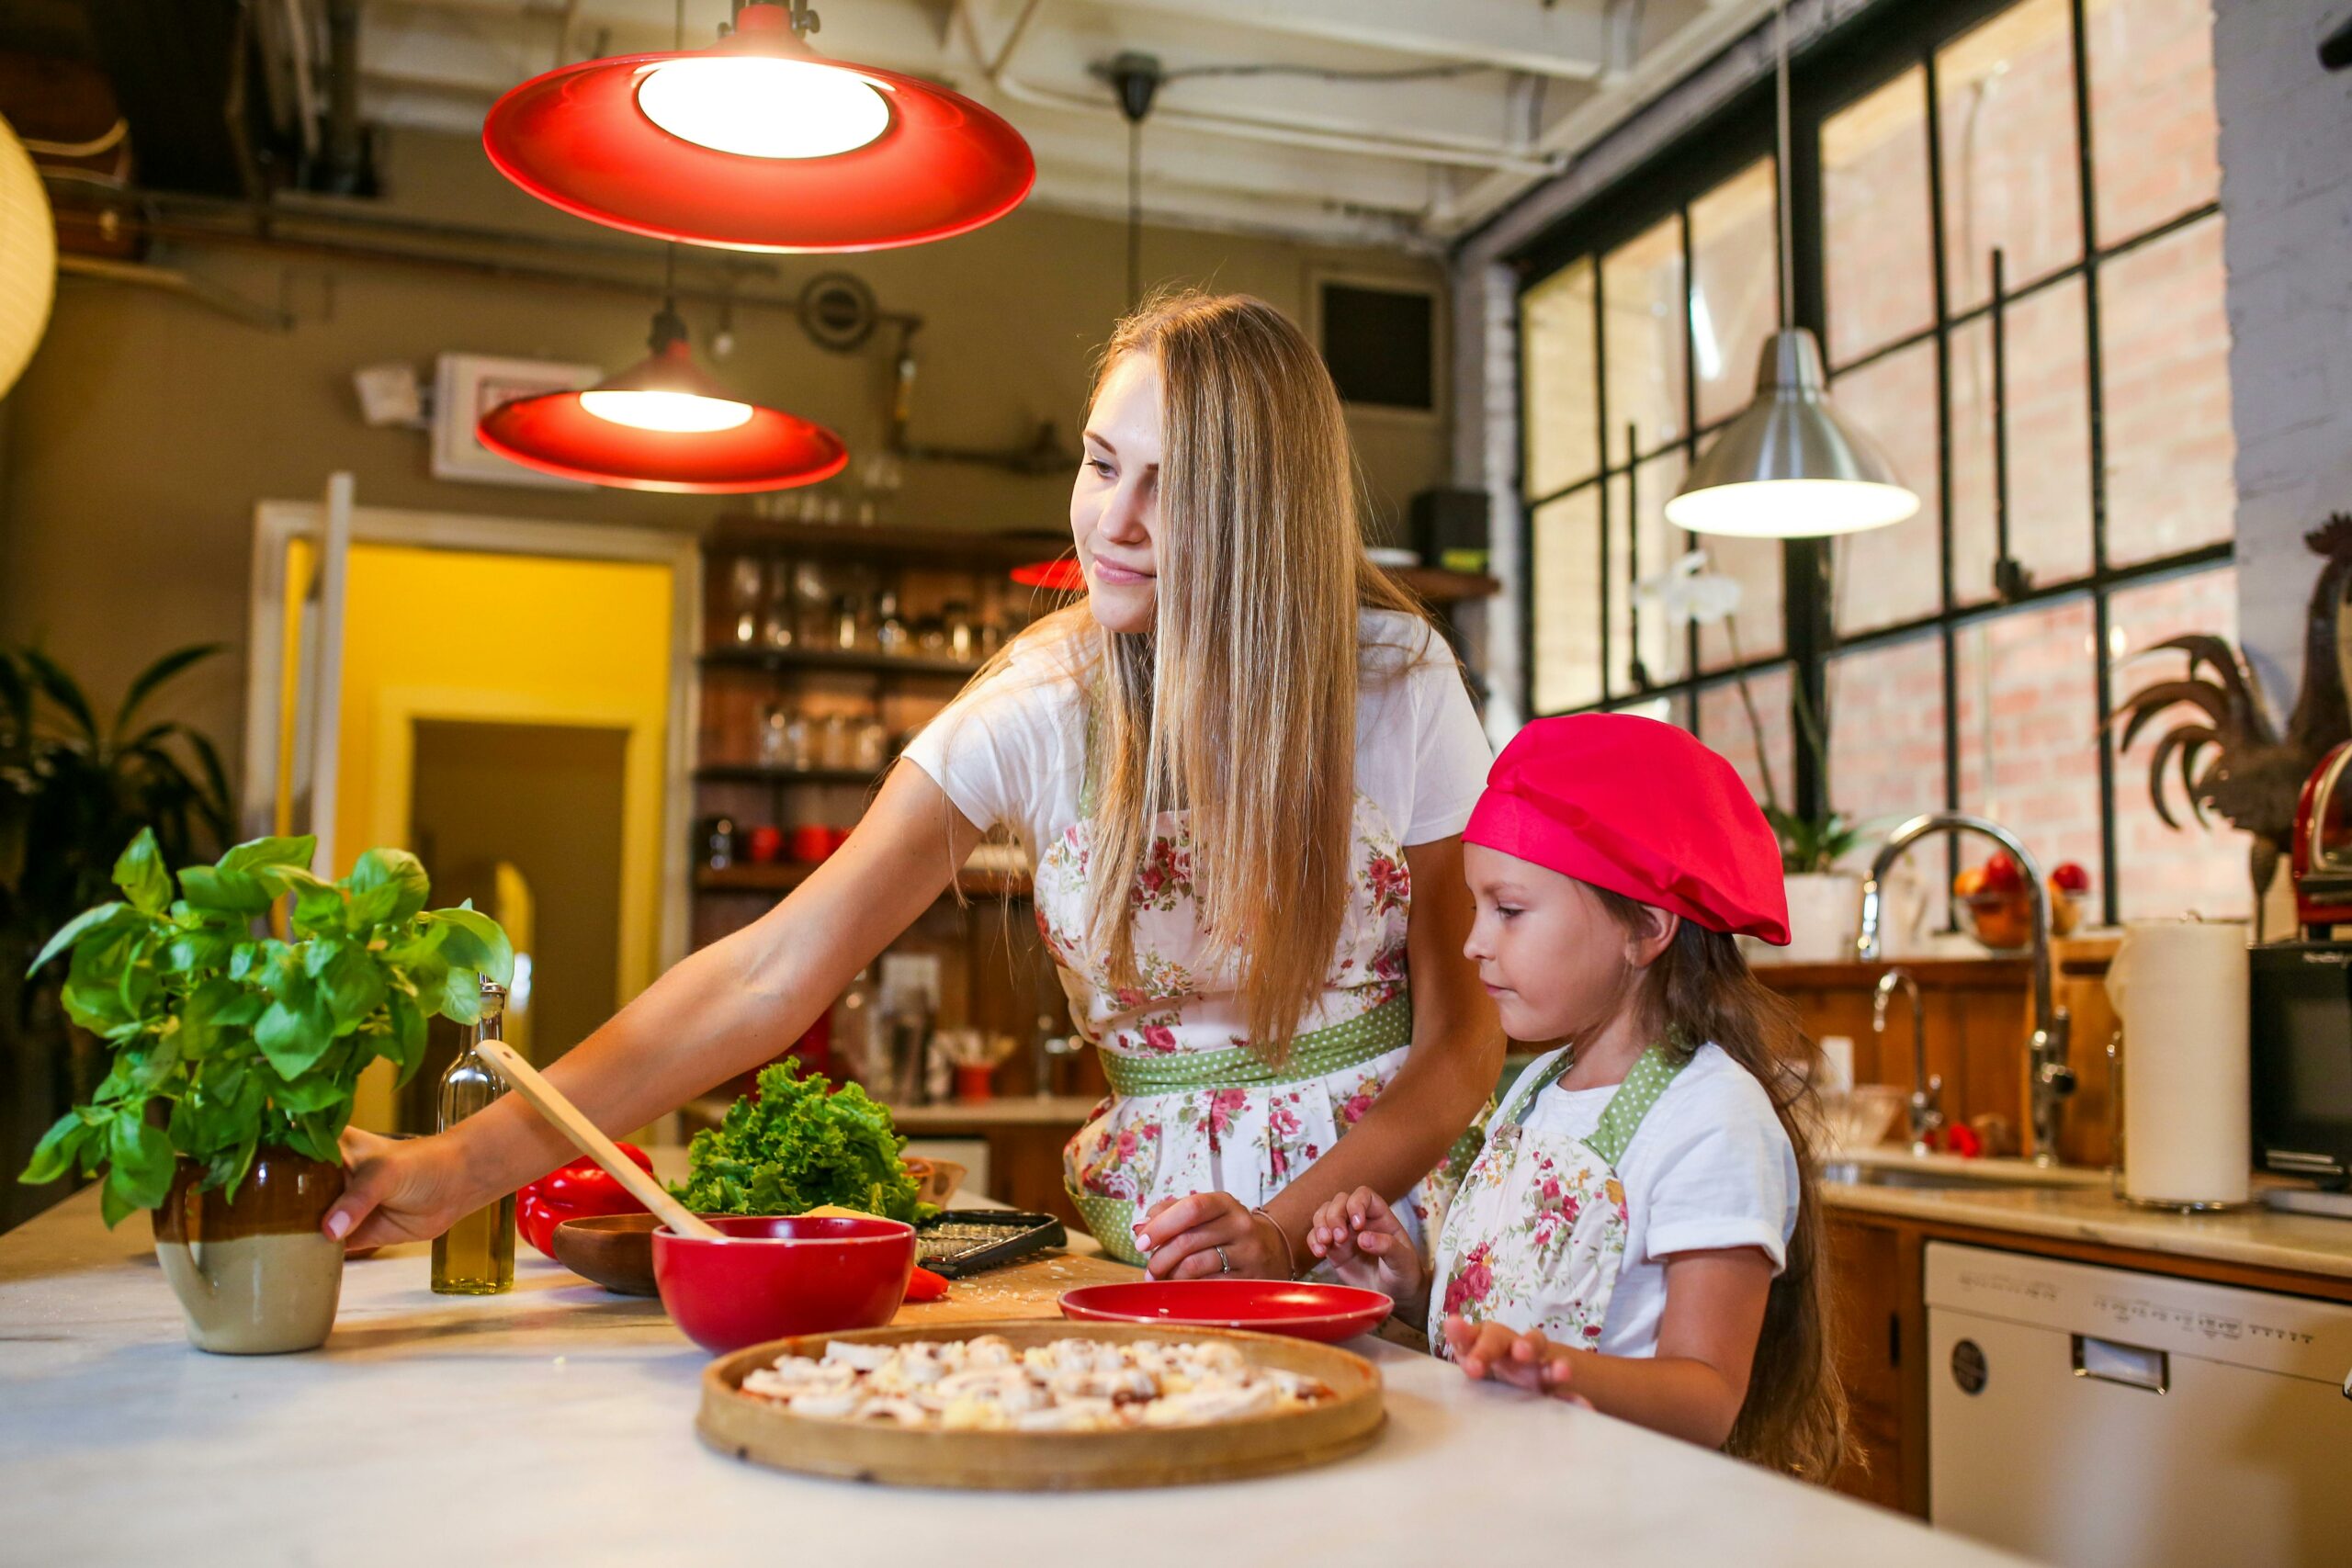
{"left": 651, "top": 1214, "right": 916, "bottom": 1354}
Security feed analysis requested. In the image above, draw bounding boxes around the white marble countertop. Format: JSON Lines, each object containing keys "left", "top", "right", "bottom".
{"left": 1822, "top": 1152, "right": 2352, "bottom": 1282}
{"left": 0, "top": 1187, "right": 2024, "bottom": 1568}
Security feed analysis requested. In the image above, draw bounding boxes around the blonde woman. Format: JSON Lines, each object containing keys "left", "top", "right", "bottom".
{"left": 324, "top": 291, "right": 1503, "bottom": 1280}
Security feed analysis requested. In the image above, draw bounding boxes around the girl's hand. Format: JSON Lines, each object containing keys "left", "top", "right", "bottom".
{"left": 1442, "top": 1314, "right": 1589, "bottom": 1404}
{"left": 1306, "top": 1187, "right": 1423, "bottom": 1301}
{"left": 323, "top": 1128, "right": 497, "bottom": 1251}
{"left": 1133, "top": 1191, "right": 1291, "bottom": 1280}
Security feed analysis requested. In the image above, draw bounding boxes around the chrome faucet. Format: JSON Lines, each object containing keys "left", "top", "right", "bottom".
{"left": 1858, "top": 813, "right": 2074, "bottom": 1167}
{"left": 1872, "top": 967, "right": 1941, "bottom": 1156}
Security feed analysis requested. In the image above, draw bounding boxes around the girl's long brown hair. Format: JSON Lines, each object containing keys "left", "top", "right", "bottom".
{"left": 1067, "top": 289, "right": 1429, "bottom": 1057}
{"left": 1591, "top": 887, "right": 1849, "bottom": 1483}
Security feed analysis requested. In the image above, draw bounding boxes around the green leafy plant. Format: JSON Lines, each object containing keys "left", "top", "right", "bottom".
{"left": 673, "top": 1065, "right": 933, "bottom": 1224}
{"left": 17, "top": 829, "right": 513, "bottom": 1226}
{"left": 1, "top": 644, "right": 234, "bottom": 977}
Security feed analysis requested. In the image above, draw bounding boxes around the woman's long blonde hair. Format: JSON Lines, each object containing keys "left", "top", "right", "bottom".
{"left": 1036, "top": 289, "right": 1430, "bottom": 1055}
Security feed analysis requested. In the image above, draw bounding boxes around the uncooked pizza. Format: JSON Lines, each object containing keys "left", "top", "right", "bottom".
{"left": 739, "top": 1332, "right": 1335, "bottom": 1432}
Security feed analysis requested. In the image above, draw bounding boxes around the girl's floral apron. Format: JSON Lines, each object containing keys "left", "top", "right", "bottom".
{"left": 1039, "top": 790, "right": 1477, "bottom": 1269}
{"left": 1427, "top": 1043, "right": 1684, "bottom": 1351}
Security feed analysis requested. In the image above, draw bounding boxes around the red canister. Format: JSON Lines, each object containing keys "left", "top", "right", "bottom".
{"left": 746, "top": 825, "right": 786, "bottom": 864}
{"left": 789, "top": 824, "right": 834, "bottom": 863}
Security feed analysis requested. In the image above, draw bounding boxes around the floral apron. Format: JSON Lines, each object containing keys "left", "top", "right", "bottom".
{"left": 1428, "top": 1043, "right": 1684, "bottom": 1353}
{"left": 1038, "top": 787, "right": 1479, "bottom": 1269}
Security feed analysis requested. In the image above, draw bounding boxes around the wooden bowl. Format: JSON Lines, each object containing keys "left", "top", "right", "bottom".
{"left": 653, "top": 1214, "right": 916, "bottom": 1355}
{"left": 549, "top": 1212, "right": 663, "bottom": 1296}
{"left": 698, "top": 1320, "right": 1385, "bottom": 1489}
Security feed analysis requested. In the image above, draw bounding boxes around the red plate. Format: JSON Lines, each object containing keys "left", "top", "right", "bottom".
{"left": 1057, "top": 1280, "right": 1395, "bottom": 1343}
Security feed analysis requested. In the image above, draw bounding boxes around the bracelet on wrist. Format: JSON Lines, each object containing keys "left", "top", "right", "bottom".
{"left": 1250, "top": 1205, "right": 1297, "bottom": 1280}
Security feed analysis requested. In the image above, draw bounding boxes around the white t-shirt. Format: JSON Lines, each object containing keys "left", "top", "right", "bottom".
{"left": 1504, "top": 1043, "right": 1799, "bottom": 1359}
{"left": 900, "top": 607, "right": 1492, "bottom": 860}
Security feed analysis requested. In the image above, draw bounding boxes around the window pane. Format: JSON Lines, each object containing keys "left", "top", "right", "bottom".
{"left": 1953, "top": 597, "right": 2103, "bottom": 886}
{"left": 1697, "top": 534, "right": 1785, "bottom": 673}
{"left": 1830, "top": 340, "right": 1944, "bottom": 635}
{"left": 2109, "top": 567, "right": 2252, "bottom": 919}
{"left": 1950, "top": 277, "right": 2093, "bottom": 604}
{"left": 1938, "top": 0, "right": 2085, "bottom": 312}
{"left": 1698, "top": 665, "right": 1794, "bottom": 814}
{"left": 1690, "top": 159, "right": 1781, "bottom": 429}
{"left": 1827, "top": 633, "right": 1947, "bottom": 828}
{"left": 1612, "top": 451, "right": 1692, "bottom": 692}
{"left": 1521, "top": 259, "right": 1600, "bottom": 499}
{"left": 1824, "top": 67, "right": 1936, "bottom": 367}
{"left": 2101, "top": 214, "right": 2234, "bottom": 565}
{"left": 2086, "top": 0, "right": 2221, "bottom": 241}
{"left": 1611, "top": 692, "right": 1694, "bottom": 730}
{"left": 1532, "top": 489, "right": 1603, "bottom": 714}
{"left": 1602, "top": 217, "right": 1689, "bottom": 464}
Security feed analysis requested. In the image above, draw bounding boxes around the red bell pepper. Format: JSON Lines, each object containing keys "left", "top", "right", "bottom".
{"left": 517, "top": 1143, "right": 656, "bottom": 1258}
{"left": 904, "top": 1265, "right": 950, "bottom": 1303}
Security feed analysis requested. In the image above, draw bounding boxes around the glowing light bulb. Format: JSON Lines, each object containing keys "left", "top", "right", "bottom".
{"left": 1663, "top": 479, "right": 1920, "bottom": 538}
{"left": 636, "top": 58, "right": 891, "bottom": 160}
{"left": 579, "top": 389, "right": 755, "bottom": 433}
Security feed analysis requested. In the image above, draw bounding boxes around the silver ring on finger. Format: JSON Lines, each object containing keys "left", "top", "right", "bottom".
{"left": 1215, "top": 1245, "right": 1232, "bottom": 1275}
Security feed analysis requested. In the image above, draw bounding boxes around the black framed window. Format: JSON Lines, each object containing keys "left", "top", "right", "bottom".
{"left": 1513, "top": 0, "right": 2240, "bottom": 925}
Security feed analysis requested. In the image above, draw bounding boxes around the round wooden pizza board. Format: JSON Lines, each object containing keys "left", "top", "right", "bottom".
{"left": 696, "top": 1319, "right": 1385, "bottom": 1490}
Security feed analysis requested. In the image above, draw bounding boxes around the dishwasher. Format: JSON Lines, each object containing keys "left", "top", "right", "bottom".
{"left": 1926, "top": 1242, "right": 2352, "bottom": 1568}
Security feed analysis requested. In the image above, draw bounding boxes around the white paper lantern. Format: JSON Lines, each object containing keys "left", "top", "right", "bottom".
{"left": 0, "top": 112, "right": 57, "bottom": 400}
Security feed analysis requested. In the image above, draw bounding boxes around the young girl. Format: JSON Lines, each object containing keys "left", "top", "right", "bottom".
{"left": 1308, "top": 713, "right": 1846, "bottom": 1480}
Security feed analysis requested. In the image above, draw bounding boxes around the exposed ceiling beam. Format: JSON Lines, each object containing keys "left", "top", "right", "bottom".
{"left": 1080, "top": 0, "right": 1612, "bottom": 80}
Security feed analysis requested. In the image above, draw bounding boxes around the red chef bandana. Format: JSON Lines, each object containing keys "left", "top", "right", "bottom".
{"left": 1464, "top": 713, "right": 1791, "bottom": 946}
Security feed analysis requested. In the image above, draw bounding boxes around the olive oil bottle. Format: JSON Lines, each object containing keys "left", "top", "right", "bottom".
{"left": 431, "top": 979, "right": 516, "bottom": 1295}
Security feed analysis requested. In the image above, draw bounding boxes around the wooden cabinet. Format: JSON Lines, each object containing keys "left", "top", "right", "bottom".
{"left": 1825, "top": 1213, "right": 1928, "bottom": 1515}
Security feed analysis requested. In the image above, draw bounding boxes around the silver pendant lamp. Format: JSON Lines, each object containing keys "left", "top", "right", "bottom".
{"left": 1665, "top": 0, "right": 1919, "bottom": 539}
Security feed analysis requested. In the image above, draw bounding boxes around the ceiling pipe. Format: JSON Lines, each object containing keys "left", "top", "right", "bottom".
{"left": 955, "top": 0, "right": 1563, "bottom": 175}
{"left": 42, "top": 180, "right": 924, "bottom": 336}
{"left": 319, "top": 0, "right": 373, "bottom": 194}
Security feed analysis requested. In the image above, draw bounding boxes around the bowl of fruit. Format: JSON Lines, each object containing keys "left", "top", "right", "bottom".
{"left": 1953, "top": 852, "right": 2091, "bottom": 951}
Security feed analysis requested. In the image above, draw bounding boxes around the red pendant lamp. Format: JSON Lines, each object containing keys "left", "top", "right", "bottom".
{"left": 1011, "top": 558, "right": 1085, "bottom": 592}
{"left": 482, "top": 2, "right": 1035, "bottom": 253}
{"left": 479, "top": 301, "right": 847, "bottom": 493}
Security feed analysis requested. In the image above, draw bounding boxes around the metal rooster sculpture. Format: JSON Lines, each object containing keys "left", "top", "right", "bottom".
{"left": 2114, "top": 514, "right": 2352, "bottom": 907}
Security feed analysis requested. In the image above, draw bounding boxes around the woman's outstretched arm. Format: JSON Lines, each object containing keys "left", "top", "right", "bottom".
{"left": 325, "top": 763, "right": 989, "bottom": 1248}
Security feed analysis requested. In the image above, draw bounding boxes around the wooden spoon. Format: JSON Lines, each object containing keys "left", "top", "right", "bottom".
{"left": 472, "top": 1039, "right": 724, "bottom": 1242}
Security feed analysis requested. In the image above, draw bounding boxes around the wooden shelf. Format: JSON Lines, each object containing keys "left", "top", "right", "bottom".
{"left": 696, "top": 863, "right": 1031, "bottom": 898}
{"left": 701, "top": 645, "right": 981, "bottom": 679}
{"left": 695, "top": 763, "right": 879, "bottom": 787}
{"left": 708, "top": 520, "right": 1066, "bottom": 569}
{"left": 1393, "top": 566, "right": 1500, "bottom": 604}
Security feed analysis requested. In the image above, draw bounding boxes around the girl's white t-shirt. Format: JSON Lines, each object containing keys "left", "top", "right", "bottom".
{"left": 1504, "top": 1043, "right": 1799, "bottom": 1359}
{"left": 899, "top": 608, "right": 1493, "bottom": 857}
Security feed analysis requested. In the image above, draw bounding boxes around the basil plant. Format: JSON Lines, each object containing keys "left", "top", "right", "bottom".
{"left": 17, "top": 829, "right": 512, "bottom": 1225}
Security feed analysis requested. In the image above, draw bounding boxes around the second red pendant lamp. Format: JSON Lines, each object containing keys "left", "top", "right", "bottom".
{"left": 478, "top": 302, "right": 848, "bottom": 493}
{"left": 482, "top": 2, "right": 1035, "bottom": 252}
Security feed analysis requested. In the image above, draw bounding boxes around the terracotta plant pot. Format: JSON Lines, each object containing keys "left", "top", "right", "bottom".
{"left": 151, "top": 1147, "right": 347, "bottom": 1355}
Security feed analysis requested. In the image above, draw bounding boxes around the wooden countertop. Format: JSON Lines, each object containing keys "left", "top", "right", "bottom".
{"left": 1823, "top": 1155, "right": 2352, "bottom": 1283}
{"left": 882, "top": 1095, "right": 1100, "bottom": 1131}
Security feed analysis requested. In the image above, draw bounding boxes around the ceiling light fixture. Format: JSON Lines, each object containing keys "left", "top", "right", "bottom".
{"left": 479, "top": 278, "right": 846, "bottom": 493}
{"left": 1665, "top": 0, "right": 1918, "bottom": 539}
{"left": 482, "top": 3, "right": 1035, "bottom": 253}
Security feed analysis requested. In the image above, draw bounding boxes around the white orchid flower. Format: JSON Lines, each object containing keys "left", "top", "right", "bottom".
{"left": 1634, "top": 550, "right": 1743, "bottom": 626}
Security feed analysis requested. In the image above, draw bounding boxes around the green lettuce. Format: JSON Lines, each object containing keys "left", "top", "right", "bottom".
{"left": 671, "top": 1066, "right": 933, "bottom": 1223}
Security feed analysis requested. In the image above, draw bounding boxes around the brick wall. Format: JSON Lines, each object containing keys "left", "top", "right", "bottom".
{"left": 2216, "top": 0, "right": 2352, "bottom": 700}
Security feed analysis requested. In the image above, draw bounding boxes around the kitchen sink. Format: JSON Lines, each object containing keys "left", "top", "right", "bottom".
{"left": 1820, "top": 1156, "right": 2110, "bottom": 1192}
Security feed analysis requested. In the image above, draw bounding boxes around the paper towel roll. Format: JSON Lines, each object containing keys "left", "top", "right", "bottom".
{"left": 2105, "top": 919, "right": 2251, "bottom": 1206}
